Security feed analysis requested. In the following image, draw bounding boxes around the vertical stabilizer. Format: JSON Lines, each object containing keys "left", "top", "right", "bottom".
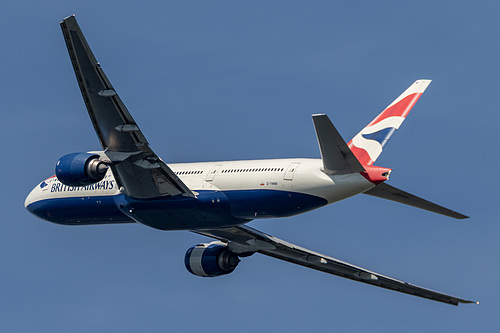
{"left": 348, "top": 80, "right": 431, "bottom": 165}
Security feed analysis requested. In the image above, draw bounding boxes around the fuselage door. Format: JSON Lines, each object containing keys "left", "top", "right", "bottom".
{"left": 284, "top": 162, "right": 300, "bottom": 181}
{"left": 205, "top": 165, "right": 222, "bottom": 181}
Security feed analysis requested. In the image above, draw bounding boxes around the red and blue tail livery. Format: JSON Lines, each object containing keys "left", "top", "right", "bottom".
{"left": 348, "top": 80, "right": 431, "bottom": 165}
{"left": 25, "top": 16, "right": 475, "bottom": 306}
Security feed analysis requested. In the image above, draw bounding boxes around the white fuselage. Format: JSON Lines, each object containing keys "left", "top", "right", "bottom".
{"left": 25, "top": 158, "right": 375, "bottom": 229}
{"left": 170, "top": 158, "right": 373, "bottom": 204}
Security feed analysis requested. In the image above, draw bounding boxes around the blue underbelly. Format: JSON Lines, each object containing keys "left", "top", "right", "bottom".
{"left": 26, "top": 195, "right": 133, "bottom": 225}
{"left": 26, "top": 190, "right": 327, "bottom": 229}
{"left": 223, "top": 189, "right": 327, "bottom": 219}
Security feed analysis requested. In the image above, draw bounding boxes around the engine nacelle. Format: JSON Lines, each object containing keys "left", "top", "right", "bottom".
{"left": 55, "top": 152, "right": 109, "bottom": 187}
{"left": 185, "top": 241, "right": 240, "bottom": 277}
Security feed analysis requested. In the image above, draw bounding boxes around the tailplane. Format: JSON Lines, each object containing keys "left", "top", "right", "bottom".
{"left": 348, "top": 80, "right": 431, "bottom": 165}
{"left": 312, "top": 114, "right": 365, "bottom": 175}
{"left": 364, "top": 183, "right": 469, "bottom": 219}
{"left": 312, "top": 80, "right": 468, "bottom": 219}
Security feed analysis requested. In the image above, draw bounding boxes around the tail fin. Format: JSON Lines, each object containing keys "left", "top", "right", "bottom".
{"left": 348, "top": 80, "right": 431, "bottom": 165}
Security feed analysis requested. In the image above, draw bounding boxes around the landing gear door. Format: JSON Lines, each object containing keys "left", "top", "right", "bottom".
{"left": 205, "top": 165, "right": 222, "bottom": 181}
{"left": 284, "top": 162, "right": 300, "bottom": 181}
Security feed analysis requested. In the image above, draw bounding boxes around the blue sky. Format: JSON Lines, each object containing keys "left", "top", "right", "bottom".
{"left": 3, "top": 1, "right": 499, "bottom": 331}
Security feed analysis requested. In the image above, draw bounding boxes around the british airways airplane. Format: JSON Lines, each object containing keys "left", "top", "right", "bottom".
{"left": 25, "top": 16, "right": 475, "bottom": 306}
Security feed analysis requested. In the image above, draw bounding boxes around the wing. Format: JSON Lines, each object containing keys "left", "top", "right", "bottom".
{"left": 195, "top": 225, "right": 476, "bottom": 306}
{"left": 364, "top": 183, "right": 469, "bottom": 219}
{"left": 60, "top": 15, "right": 194, "bottom": 199}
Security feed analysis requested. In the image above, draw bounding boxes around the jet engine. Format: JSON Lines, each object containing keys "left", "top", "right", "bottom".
{"left": 55, "top": 152, "right": 109, "bottom": 186}
{"left": 185, "top": 241, "right": 240, "bottom": 277}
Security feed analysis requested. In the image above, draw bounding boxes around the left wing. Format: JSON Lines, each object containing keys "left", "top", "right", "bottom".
{"left": 60, "top": 15, "right": 194, "bottom": 199}
{"left": 195, "top": 225, "right": 476, "bottom": 306}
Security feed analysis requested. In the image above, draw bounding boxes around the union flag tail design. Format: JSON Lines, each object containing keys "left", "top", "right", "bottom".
{"left": 348, "top": 80, "right": 431, "bottom": 166}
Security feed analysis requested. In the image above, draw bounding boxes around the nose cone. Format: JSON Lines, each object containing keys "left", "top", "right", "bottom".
{"left": 25, "top": 179, "right": 49, "bottom": 215}
{"left": 25, "top": 186, "right": 40, "bottom": 212}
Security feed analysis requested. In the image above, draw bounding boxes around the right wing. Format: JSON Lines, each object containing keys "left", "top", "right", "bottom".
{"left": 60, "top": 15, "right": 194, "bottom": 199}
{"left": 195, "top": 225, "right": 476, "bottom": 306}
{"left": 364, "top": 183, "right": 469, "bottom": 219}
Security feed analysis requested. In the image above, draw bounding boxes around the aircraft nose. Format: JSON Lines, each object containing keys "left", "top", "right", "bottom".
{"left": 25, "top": 182, "right": 44, "bottom": 213}
{"left": 25, "top": 187, "right": 37, "bottom": 211}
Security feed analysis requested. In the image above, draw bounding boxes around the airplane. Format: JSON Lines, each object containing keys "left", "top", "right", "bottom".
{"left": 25, "top": 15, "right": 476, "bottom": 306}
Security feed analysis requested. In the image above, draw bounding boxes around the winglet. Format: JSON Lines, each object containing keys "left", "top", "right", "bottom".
{"left": 348, "top": 80, "right": 432, "bottom": 165}
{"left": 312, "top": 114, "right": 365, "bottom": 175}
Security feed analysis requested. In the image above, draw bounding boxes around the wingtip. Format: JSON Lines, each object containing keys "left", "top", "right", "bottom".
{"left": 61, "top": 14, "right": 76, "bottom": 23}
{"left": 451, "top": 298, "right": 478, "bottom": 306}
{"left": 460, "top": 299, "right": 479, "bottom": 305}
{"left": 453, "top": 213, "right": 470, "bottom": 220}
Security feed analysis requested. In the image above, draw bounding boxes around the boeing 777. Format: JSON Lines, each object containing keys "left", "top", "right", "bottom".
{"left": 25, "top": 15, "right": 476, "bottom": 306}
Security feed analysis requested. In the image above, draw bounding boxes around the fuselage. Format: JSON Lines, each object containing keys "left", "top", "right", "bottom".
{"left": 25, "top": 158, "right": 375, "bottom": 230}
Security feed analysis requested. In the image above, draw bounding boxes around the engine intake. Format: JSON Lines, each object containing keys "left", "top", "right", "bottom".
{"left": 55, "top": 152, "right": 109, "bottom": 187}
{"left": 185, "top": 241, "right": 240, "bottom": 277}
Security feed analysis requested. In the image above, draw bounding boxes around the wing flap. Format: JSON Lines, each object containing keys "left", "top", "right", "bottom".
{"left": 195, "top": 225, "right": 476, "bottom": 306}
{"left": 60, "top": 15, "right": 194, "bottom": 199}
{"left": 364, "top": 183, "right": 469, "bottom": 219}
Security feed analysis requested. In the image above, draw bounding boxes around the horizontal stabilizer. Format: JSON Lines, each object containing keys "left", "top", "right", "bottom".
{"left": 364, "top": 183, "right": 469, "bottom": 219}
{"left": 312, "top": 114, "right": 365, "bottom": 175}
